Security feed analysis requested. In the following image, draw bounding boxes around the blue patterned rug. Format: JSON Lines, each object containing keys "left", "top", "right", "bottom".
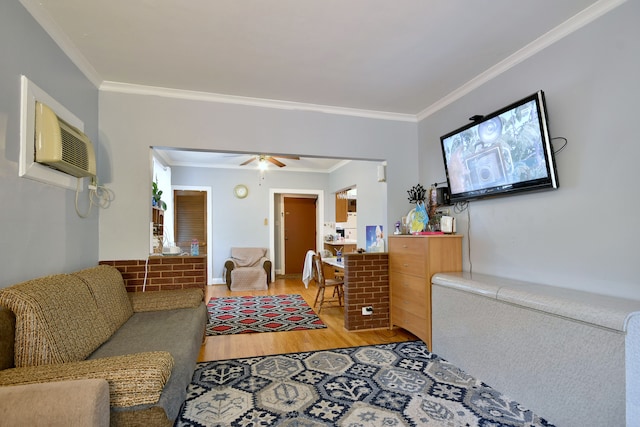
{"left": 175, "top": 341, "right": 555, "bottom": 426}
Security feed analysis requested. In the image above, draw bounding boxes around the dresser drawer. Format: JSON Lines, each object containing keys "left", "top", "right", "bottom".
{"left": 389, "top": 253, "right": 426, "bottom": 276}
{"left": 391, "top": 293, "right": 427, "bottom": 321}
{"left": 388, "top": 237, "right": 426, "bottom": 256}
{"left": 391, "top": 305, "right": 429, "bottom": 342}
{"left": 390, "top": 272, "right": 427, "bottom": 300}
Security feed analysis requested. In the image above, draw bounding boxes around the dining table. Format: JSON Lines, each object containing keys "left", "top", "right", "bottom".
{"left": 322, "top": 257, "right": 344, "bottom": 280}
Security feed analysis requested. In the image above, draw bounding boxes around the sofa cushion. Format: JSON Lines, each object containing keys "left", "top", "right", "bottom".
{"left": 88, "top": 304, "right": 207, "bottom": 420}
{"left": 73, "top": 265, "right": 133, "bottom": 335}
{"left": 0, "top": 274, "right": 112, "bottom": 367}
{"left": 128, "top": 288, "right": 203, "bottom": 313}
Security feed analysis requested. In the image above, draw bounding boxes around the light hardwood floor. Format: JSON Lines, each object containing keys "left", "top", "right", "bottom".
{"left": 199, "top": 276, "right": 418, "bottom": 362}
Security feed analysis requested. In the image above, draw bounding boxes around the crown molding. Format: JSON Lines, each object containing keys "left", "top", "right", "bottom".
{"left": 100, "top": 81, "right": 418, "bottom": 123}
{"left": 416, "top": 0, "right": 627, "bottom": 121}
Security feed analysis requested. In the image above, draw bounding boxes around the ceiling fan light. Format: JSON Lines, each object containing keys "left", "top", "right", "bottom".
{"left": 258, "top": 159, "right": 269, "bottom": 170}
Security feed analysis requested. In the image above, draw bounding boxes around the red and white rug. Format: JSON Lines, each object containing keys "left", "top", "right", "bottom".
{"left": 206, "top": 294, "right": 327, "bottom": 335}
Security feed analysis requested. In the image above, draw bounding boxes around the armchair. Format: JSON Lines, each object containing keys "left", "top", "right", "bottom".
{"left": 224, "top": 248, "right": 272, "bottom": 290}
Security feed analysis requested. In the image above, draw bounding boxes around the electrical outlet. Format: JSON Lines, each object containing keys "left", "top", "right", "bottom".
{"left": 362, "top": 306, "right": 373, "bottom": 316}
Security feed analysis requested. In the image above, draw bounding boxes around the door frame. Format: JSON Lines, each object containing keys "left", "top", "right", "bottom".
{"left": 269, "top": 188, "right": 324, "bottom": 276}
{"left": 172, "top": 185, "right": 214, "bottom": 285}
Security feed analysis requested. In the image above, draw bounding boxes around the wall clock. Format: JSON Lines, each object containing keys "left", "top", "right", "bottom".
{"left": 234, "top": 184, "right": 248, "bottom": 199}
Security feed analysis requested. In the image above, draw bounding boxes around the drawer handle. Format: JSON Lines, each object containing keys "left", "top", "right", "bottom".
{"left": 403, "top": 263, "right": 409, "bottom": 267}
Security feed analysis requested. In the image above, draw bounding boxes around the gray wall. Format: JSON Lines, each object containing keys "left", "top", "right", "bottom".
{"left": 3, "top": 0, "right": 637, "bottom": 302}
{"left": 418, "top": 0, "right": 640, "bottom": 300}
{"left": 0, "top": 2, "right": 99, "bottom": 288}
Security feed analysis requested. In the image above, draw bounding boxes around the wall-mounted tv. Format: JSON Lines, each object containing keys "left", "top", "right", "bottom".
{"left": 440, "top": 90, "right": 558, "bottom": 203}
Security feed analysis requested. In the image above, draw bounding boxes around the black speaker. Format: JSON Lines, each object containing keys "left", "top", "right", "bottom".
{"left": 436, "top": 186, "right": 450, "bottom": 206}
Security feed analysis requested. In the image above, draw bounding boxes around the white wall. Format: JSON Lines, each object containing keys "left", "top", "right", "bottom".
{"left": 0, "top": 2, "right": 99, "bottom": 288}
{"left": 98, "top": 92, "right": 418, "bottom": 262}
{"left": 418, "top": 0, "right": 640, "bottom": 300}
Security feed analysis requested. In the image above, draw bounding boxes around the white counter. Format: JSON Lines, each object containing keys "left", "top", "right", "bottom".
{"left": 324, "top": 240, "right": 357, "bottom": 246}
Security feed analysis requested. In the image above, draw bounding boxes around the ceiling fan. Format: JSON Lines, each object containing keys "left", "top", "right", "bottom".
{"left": 240, "top": 154, "right": 300, "bottom": 168}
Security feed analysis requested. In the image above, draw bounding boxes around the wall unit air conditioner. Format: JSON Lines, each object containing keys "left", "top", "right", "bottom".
{"left": 34, "top": 101, "right": 96, "bottom": 178}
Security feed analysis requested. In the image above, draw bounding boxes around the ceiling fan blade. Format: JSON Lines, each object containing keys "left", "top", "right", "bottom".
{"left": 240, "top": 157, "right": 256, "bottom": 166}
{"left": 267, "top": 157, "right": 286, "bottom": 167}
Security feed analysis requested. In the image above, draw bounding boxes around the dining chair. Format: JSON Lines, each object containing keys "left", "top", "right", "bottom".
{"left": 312, "top": 252, "right": 344, "bottom": 313}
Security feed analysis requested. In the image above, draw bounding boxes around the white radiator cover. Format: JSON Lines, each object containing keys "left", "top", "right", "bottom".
{"left": 431, "top": 272, "right": 640, "bottom": 427}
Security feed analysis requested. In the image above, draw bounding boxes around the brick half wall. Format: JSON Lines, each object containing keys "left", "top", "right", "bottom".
{"left": 100, "top": 255, "right": 207, "bottom": 292}
{"left": 343, "top": 252, "right": 389, "bottom": 331}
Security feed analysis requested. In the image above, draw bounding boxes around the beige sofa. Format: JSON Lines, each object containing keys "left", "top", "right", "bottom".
{"left": 0, "top": 265, "right": 207, "bottom": 426}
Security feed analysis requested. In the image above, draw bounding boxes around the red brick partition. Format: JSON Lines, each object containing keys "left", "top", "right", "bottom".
{"left": 99, "top": 255, "right": 207, "bottom": 293}
{"left": 342, "top": 252, "right": 389, "bottom": 331}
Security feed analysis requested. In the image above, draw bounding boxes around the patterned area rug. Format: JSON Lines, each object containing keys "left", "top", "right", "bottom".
{"left": 206, "top": 294, "right": 326, "bottom": 336}
{"left": 175, "top": 341, "right": 555, "bottom": 426}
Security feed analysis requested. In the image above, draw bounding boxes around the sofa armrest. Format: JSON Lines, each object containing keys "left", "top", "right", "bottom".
{"left": 0, "top": 351, "right": 174, "bottom": 408}
{"left": 0, "top": 379, "right": 110, "bottom": 427}
{"left": 128, "top": 289, "right": 204, "bottom": 312}
{"left": 261, "top": 258, "right": 272, "bottom": 284}
{"left": 224, "top": 259, "right": 236, "bottom": 289}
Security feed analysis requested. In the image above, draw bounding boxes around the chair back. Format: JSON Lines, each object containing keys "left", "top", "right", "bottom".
{"left": 312, "top": 253, "right": 326, "bottom": 287}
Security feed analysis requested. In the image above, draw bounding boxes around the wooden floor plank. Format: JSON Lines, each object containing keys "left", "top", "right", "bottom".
{"left": 199, "top": 277, "right": 417, "bottom": 361}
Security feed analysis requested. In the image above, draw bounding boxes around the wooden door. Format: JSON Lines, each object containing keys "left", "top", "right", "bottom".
{"left": 284, "top": 197, "right": 317, "bottom": 274}
{"left": 174, "top": 190, "right": 207, "bottom": 254}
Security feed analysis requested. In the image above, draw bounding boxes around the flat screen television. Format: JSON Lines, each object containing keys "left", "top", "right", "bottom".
{"left": 440, "top": 90, "right": 558, "bottom": 203}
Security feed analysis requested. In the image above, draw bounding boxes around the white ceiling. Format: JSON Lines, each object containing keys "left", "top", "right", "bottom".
{"left": 22, "top": 0, "right": 617, "bottom": 170}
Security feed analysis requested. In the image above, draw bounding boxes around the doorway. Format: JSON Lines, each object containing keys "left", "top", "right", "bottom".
{"left": 269, "top": 188, "right": 324, "bottom": 278}
{"left": 174, "top": 190, "right": 207, "bottom": 254}
{"left": 283, "top": 197, "right": 317, "bottom": 274}
{"left": 172, "top": 185, "right": 213, "bottom": 284}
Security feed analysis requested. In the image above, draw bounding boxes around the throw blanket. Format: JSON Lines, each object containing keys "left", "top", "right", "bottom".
{"left": 230, "top": 268, "right": 266, "bottom": 291}
{"left": 301, "top": 250, "right": 315, "bottom": 288}
{"left": 231, "top": 247, "right": 266, "bottom": 267}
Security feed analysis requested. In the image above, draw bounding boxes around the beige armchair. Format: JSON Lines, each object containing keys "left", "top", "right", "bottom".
{"left": 224, "top": 248, "right": 272, "bottom": 290}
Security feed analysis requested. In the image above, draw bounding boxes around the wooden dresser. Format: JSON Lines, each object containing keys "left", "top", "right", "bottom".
{"left": 388, "top": 234, "right": 462, "bottom": 350}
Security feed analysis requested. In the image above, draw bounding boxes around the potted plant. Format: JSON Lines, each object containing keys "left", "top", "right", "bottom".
{"left": 152, "top": 181, "right": 167, "bottom": 210}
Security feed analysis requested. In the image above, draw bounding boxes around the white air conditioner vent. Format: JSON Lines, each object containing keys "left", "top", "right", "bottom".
{"left": 34, "top": 101, "right": 96, "bottom": 178}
